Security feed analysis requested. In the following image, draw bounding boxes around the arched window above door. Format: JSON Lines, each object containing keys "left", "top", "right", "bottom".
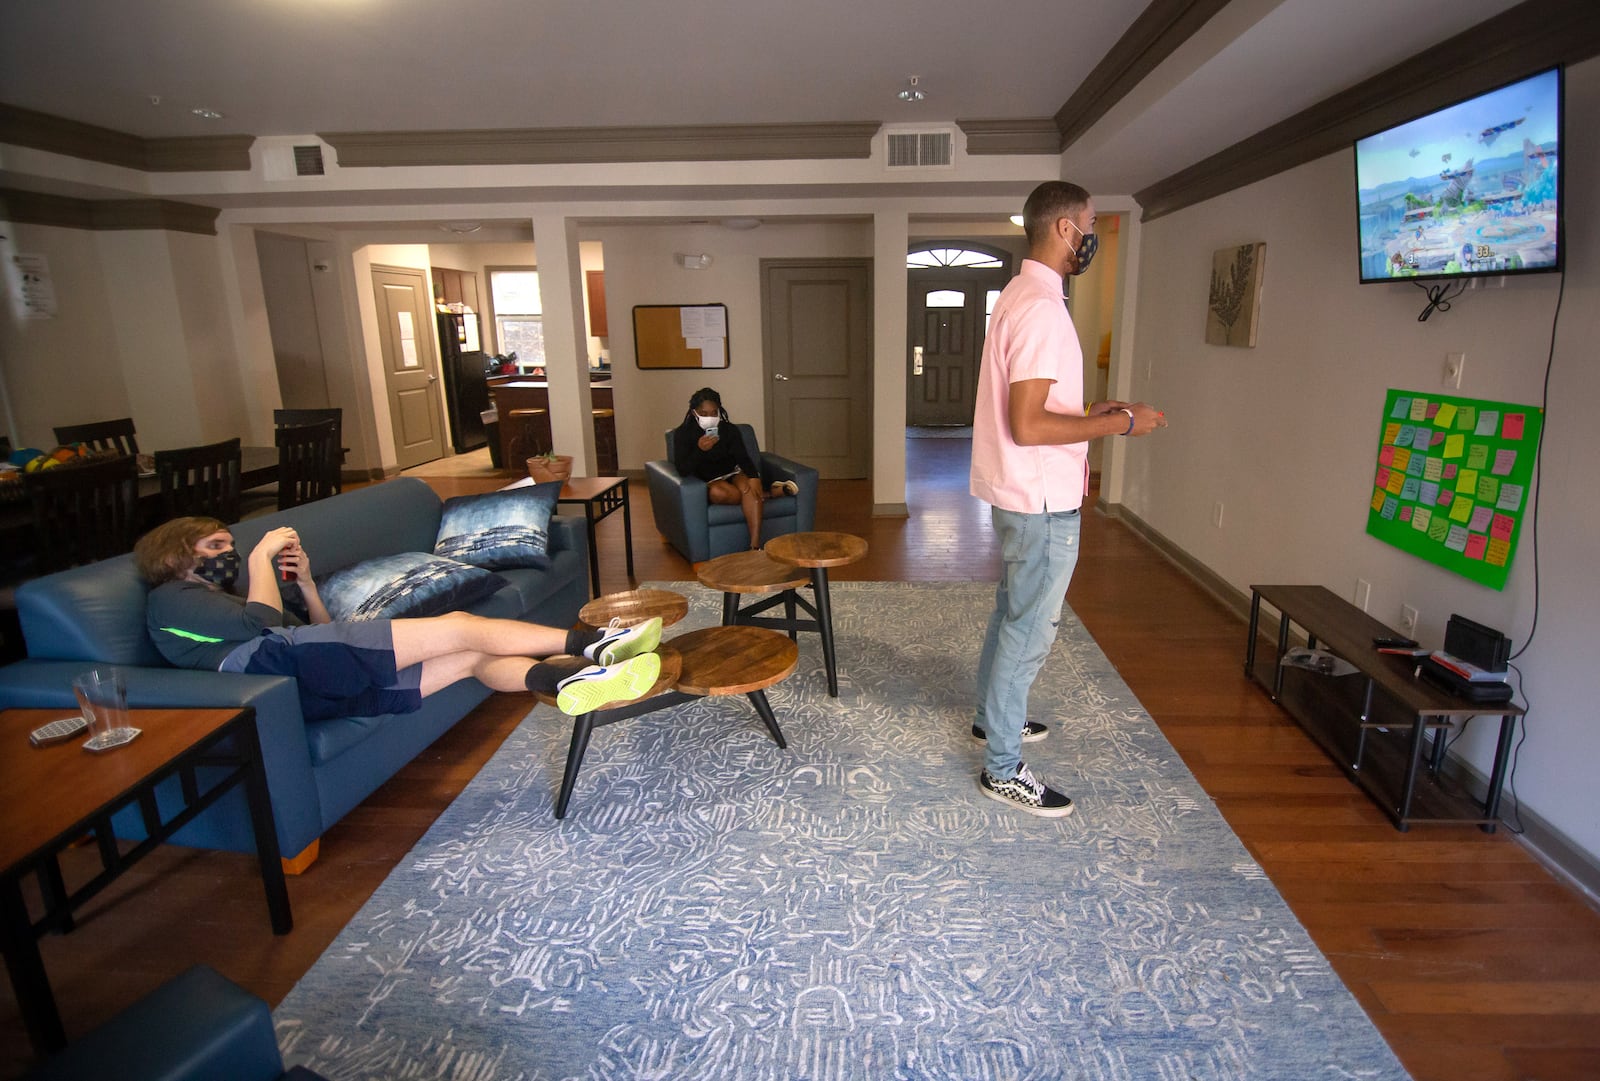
{"left": 906, "top": 245, "right": 1006, "bottom": 270}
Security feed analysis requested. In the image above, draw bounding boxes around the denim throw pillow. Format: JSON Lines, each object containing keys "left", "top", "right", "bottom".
{"left": 320, "top": 553, "right": 507, "bottom": 622}
{"left": 434, "top": 482, "right": 561, "bottom": 570}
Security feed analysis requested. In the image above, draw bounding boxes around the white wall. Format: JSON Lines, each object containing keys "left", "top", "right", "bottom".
{"left": 1124, "top": 57, "right": 1600, "bottom": 866}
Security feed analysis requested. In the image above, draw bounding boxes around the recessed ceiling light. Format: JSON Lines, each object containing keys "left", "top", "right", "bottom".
{"left": 897, "top": 76, "right": 926, "bottom": 103}
{"left": 190, "top": 107, "right": 224, "bottom": 120}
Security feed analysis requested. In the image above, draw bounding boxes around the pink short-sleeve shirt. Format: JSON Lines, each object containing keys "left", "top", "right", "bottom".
{"left": 970, "top": 259, "right": 1088, "bottom": 514}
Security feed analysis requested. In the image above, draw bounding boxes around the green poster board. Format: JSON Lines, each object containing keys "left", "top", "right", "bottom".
{"left": 1366, "top": 388, "right": 1542, "bottom": 590}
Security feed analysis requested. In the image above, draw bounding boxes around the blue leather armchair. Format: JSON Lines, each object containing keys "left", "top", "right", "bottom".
{"left": 645, "top": 423, "right": 819, "bottom": 562}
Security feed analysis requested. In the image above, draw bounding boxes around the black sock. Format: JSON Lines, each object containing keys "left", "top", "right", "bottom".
{"left": 565, "top": 625, "right": 603, "bottom": 657}
{"left": 526, "top": 658, "right": 587, "bottom": 694}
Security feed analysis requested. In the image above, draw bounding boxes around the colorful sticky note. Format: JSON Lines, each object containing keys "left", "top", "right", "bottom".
{"left": 1384, "top": 422, "right": 1402, "bottom": 445}
{"left": 1386, "top": 470, "right": 1406, "bottom": 494}
{"left": 1443, "top": 433, "right": 1465, "bottom": 459}
{"left": 1455, "top": 467, "right": 1478, "bottom": 493}
{"left": 1457, "top": 405, "right": 1477, "bottom": 431}
{"left": 1400, "top": 477, "right": 1421, "bottom": 501}
{"left": 1400, "top": 505, "right": 1414, "bottom": 522}
{"left": 1493, "top": 448, "right": 1516, "bottom": 475}
{"left": 1372, "top": 488, "right": 1388, "bottom": 512}
{"left": 1378, "top": 445, "right": 1396, "bottom": 467}
{"left": 1502, "top": 413, "right": 1526, "bottom": 440}
{"left": 1445, "top": 524, "right": 1470, "bottom": 552}
{"left": 1391, "top": 397, "right": 1412, "bottom": 420}
{"left": 1430, "top": 430, "right": 1446, "bottom": 447}
{"left": 1376, "top": 467, "right": 1392, "bottom": 489}
{"left": 1449, "top": 496, "right": 1475, "bottom": 523}
{"left": 1412, "top": 507, "right": 1432, "bottom": 532}
{"left": 1476, "top": 410, "right": 1500, "bottom": 437}
{"left": 1398, "top": 424, "right": 1417, "bottom": 447}
{"left": 1381, "top": 496, "right": 1399, "bottom": 520}
{"left": 1406, "top": 453, "right": 1427, "bottom": 477}
{"left": 1419, "top": 481, "right": 1439, "bottom": 505}
{"left": 1410, "top": 398, "right": 1430, "bottom": 422}
{"left": 1496, "top": 483, "right": 1524, "bottom": 512}
{"left": 1423, "top": 457, "right": 1444, "bottom": 482}
{"left": 1427, "top": 517, "right": 1450, "bottom": 542}
{"left": 1490, "top": 513, "right": 1515, "bottom": 541}
{"left": 1415, "top": 427, "right": 1435, "bottom": 449}
{"left": 1434, "top": 402, "right": 1457, "bottom": 429}
{"left": 1466, "top": 444, "right": 1489, "bottom": 470}
{"left": 1477, "top": 476, "right": 1500, "bottom": 503}
{"left": 1486, "top": 538, "right": 1511, "bottom": 566}
{"left": 1464, "top": 534, "right": 1489, "bottom": 560}
{"left": 1392, "top": 447, "right": 1412, "bottom": 471}
{"left": 1443, "top": 463, "right": 1458, "bottom": 480}
{"left": 1468, "top": 505, "right": 1494, "bottom": 533}
{"left": 1437, "top": 488, "right": 1453, "bottom": 507}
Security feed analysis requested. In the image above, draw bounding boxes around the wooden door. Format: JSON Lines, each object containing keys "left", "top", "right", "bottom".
{"left": 906, "top": 272, "right": 1007, "bottom": 426}
{"left": 761, "top": 260, "right": 872, "bottom": 479}
{"left": 371, "top": 265, "right": 446, "bottom": 469}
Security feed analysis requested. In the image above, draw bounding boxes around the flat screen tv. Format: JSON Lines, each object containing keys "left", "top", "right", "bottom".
{"left": 1355, "top": 67, "right": 1561, "bottom": 284}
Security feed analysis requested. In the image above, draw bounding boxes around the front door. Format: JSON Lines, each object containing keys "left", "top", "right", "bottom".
{"left": 906, "top": 272, "right": 1007, "bottom": 426}
{"left": 371, "top": 265, "right": 446, "bottom": 469}
{"left": 761, "top": 259, "right": 872, "bottom": 479}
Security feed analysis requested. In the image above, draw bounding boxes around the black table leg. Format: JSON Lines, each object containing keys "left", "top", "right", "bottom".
{"left": 236, "top": 710, "right": 292, "bottom": 935}
{"left": 620, "top": 479, "right": 634, "bottom": 581}
{"left": 1245, "top": 590, "right": 1262, "bottom": 679}
{"left": 1396, "top": 716, "right": 1431, "bottom": 830}
{"left": 1482, "top": 713, "right": 1518, "bottom": 832}
{"left": 556, "top": 713, "right": 597, "bottom": 820}
{"left": 1271, "top": 609, "right": 1291, "bottom": 700}
{"left": 584, "top": 504, "right": 600, "bottom": 598}
{"left": 1, "top": 876, "right": 65, "bottom": 1054}
{"left": 748, "top": 690, "right": 787, "bottom": 748}
{"left": 812, "top": 567, "right": 838, "bottom": 698}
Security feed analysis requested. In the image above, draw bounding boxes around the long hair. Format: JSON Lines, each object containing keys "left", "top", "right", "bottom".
{"left": 134, "top": 516, "right": 227, "bottom": 585}
{"left": 686, "top": 386, "right": 729, "bottom": 425}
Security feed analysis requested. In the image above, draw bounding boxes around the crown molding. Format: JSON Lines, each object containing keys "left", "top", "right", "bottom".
{"left": 1135, "top": 0, "right": 1600, "bottom": 221}
{"left": 0, "top": 103, "right": 253, "bottom": 172}
{"left": 1, "top": 187, "right": 220, "bottom": 235}
{"left": 958, "top": 118, "right": 1061, "bottom": 155}
{"left": 320, "top": 122, "right": 881, "bottom": 167}
{"left": 1054, "top": 0, "right": 1234, "bottom": 150}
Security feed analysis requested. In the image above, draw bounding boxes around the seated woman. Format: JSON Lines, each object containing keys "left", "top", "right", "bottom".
{"left": 671, "top": 387, "right": 797, "bottom": 552}
{"left": 134, "top": 517, "right": 663, "bottom": 718}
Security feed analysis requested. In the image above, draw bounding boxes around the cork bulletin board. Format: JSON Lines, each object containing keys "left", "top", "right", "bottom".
{"left": 632, "top": 304, "right": 729, "bottom": 369}
{"left": 1367, "top": 388, "right": 1542, "bottom": 590}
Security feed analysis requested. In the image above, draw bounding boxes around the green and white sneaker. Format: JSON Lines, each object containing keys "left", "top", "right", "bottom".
{"left": 556, "top": 653, "right": 662, "bottom": 716}
{"left": 585, "top": 616, "right": 663, "bottom": 666}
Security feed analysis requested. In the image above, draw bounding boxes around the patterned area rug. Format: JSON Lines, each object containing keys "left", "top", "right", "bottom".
{"left": 274, "top": 582, "right": 1409, "bottom": 1081}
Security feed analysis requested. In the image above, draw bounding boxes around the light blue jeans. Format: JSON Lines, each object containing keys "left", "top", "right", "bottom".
{"left": 974, "top": 505, "right": 1081, "bottom": 779}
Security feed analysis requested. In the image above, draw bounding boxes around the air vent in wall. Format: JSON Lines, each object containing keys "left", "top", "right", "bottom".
{"left": 886, "top": 130, "right": 954, "bottom": 168}
{"left": 293, "top": 144, "right": 325, "bottom": 176}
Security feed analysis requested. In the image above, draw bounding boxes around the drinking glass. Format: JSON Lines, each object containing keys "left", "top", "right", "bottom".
{"left": 72, "top": 667, "right": 139, "bottom": 751}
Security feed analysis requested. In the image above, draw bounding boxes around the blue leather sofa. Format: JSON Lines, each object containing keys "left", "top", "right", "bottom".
{"left": 25, "top": 964, "right": 322, "bottom": 1081}
{"left": 645, "top": 423, "right": 819, "bottom": 562}
{"left": 0, "top": 478, "right": 588, "bottom": 865}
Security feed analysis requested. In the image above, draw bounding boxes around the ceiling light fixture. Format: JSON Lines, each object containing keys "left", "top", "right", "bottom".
{"left": 721, "top": 217, "right": 761, "bottom": 231}
{"left": 897, "top": 76, "right": 926, "bottom": 103}
{"left": 1009, "top": 214, "right": 1024, "bottom": 227}
{"left": 190, "top": 107, "right": 224, "bottom": 120}
{"left": 440, "top": 222, "right": 482, "bottom": 235}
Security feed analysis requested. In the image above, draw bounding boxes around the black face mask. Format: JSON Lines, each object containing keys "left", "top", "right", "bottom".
{"left": 193, "top": 550, "right": 240, "bottom": 591}
{"left": 1067, "top": 220, "right": 1098, "bottom": 276}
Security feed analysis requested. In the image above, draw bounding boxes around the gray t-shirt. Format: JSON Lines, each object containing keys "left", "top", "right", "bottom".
{"left": 146, "top": 579, "right": 306, "bottom": 670}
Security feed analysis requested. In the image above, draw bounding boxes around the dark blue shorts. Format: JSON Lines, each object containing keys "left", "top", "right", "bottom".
{"left": 223, "top": 622, "right": 424, "bottom": 722}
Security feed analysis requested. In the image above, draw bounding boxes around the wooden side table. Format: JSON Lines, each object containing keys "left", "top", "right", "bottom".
{"left": 579, "top": 587, "right": 689, "bottom": 631}
{"left": 763, "top": 531, "right": 868, "bottom": 697}
{"left": 0, "top": 706, "right": 291, "bottom": 1055}
{"left": 530, "top": 626, "right": 797, "bottom": 818}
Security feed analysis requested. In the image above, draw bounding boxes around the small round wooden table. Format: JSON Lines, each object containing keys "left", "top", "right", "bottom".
{"left": 763, "top": 531, "right": 868, "bottom": 697}
{"left": 694, "top": 550, "right": 810, "bottom": 626}
{"left": 532, "top": 626, "right": 796, "bottom": 819}
{"left": 579, "top": 587, "right": 690, "bottom": 630}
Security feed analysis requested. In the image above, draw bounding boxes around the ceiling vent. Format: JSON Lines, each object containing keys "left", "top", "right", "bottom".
{"left": 293, "top": 144, "right": 325, "bottom": 177}
{"left": 885, "top": 127, "right": 955, "bottom": 169}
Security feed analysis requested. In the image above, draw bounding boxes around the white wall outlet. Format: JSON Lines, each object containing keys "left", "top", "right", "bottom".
{"left": 1400, "top": 604, "right": 1419, "bottom": 637}
{"left": 1354, "top": 578, "right": 1372, "bottom": 612}
{"left": 1443, "top": 352, "right": 1465, "bottom": 389}
{"left": 1212, "top": 501, "right": 1224, "bottom": 528}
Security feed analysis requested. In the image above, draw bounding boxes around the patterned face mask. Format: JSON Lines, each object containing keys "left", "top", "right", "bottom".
{"left": 1066, "top": 218, "right": 1099, "bottom": 276}
{"left": 193, "top": 549, "right": 241, "bottom": 590}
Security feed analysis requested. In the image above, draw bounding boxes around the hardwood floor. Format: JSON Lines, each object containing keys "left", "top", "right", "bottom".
{"left": 4, "top": 437, "right": 1597, "bottom": 1080}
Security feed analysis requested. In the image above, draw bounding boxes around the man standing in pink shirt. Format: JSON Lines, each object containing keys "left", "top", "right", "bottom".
{"left": 970, "top": 180, "right": 1168, "bottom": 817}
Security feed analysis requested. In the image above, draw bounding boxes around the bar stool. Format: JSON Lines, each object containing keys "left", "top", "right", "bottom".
{"left": 502, "top": 407, "right": 549, "bottom": 471}
{"left": 592, "top": 407, "right": 618, "bottom": 474}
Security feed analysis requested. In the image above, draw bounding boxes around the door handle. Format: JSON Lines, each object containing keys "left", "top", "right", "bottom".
{"left": 773, "top": 373, "right": 789, "bottom": 381}
{"left": 428, "top": 373, "right": 438, "bottom": 382}
{"left": 913, "top": 345, "right": 924, "bottom": 376}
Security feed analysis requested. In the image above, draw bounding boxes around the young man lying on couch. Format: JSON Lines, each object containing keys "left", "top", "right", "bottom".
{"left": 135, "top": 516, "right": 663, "bottom": 719}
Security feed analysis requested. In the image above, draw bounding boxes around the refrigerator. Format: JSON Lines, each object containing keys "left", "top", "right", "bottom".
{"left": 437, "top": 311, "right": 490, "bottom": 453}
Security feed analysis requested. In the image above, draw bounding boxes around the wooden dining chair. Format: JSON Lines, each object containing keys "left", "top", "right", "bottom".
{"left": 23, "top": 454, "right": 140, "bottom": 573}
{"left": 274, "top": 408, "right": 342, "bottom": 494}
{"left": 274, "top": 420, "right": 339, "bottom": 510}
{"left": 53, "top": 418, "right": 140, "bottom": 456}
{"left": 154, "top": 437, "right": 242, "bottom": 524}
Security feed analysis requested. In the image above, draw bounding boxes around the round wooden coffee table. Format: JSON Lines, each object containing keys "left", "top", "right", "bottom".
{"left": 579, "top": 587, "right": 690, "bottom": 630}
{"left": 764, "top": 531, "right": 868, "bottom": 697}
{"left": 695, "top": 550, "right": 809, "bottom": 626}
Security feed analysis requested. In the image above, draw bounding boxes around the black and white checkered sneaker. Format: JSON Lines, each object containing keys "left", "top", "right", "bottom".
{"left": 978, "top": 762, "right": 1074, "bottom": 817}
{"left": 971, "top": 721, "right": 1049, "bottom": 743}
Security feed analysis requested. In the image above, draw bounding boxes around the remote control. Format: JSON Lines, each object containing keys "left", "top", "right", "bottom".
{"left": 1373, "top": 635, "right": 1419, "bottom": 649}
{"left": 29, "top": 715, "right": 89, "bottom": 747}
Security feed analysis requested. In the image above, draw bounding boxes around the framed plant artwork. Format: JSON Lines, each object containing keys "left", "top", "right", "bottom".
{"left": 1206, "top": 242, "right": 1266, "bottom": 347}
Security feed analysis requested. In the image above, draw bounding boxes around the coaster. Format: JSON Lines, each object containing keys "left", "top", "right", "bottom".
{"left": 83, "top": 727, "right": 142, "bottom": 752}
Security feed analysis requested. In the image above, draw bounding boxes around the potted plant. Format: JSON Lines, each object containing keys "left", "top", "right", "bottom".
{"left": 527, "top": 451, "right": 573, "bottom": 483}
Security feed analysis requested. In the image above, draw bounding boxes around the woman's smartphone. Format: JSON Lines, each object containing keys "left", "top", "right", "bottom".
{"left": 279, "top": 549, "right": 297, "bottom": 582}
